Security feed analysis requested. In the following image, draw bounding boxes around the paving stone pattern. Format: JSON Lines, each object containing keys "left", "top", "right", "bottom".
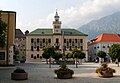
{"left": 0, "top": 62, "right": 120, "bottom": 83}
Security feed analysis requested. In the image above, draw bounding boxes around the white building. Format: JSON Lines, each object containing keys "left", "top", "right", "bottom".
{"left": 88, "top": 33, "right": 120, "bottom": 61}
{"left": 26, "top": 11, "right": 88, "bottom": 62}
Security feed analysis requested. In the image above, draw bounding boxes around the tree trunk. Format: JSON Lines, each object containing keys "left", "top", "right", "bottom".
{"left": 117, "top": 59, "right": 119, "bottom": 67}
{"left": 49, "top": 57, "right": 51, "bottom": 68}
{"left": 46, "top": 59, "right": 48, "bottom": 64}
{"left": 80, "top": 59, "right": 82, "bottom": 65}
{"left": 76, "top": 58, "right": 78, "bottom": 68}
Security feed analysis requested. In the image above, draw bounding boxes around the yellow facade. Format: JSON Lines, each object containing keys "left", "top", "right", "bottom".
{"left": 0, "top": 11, "right": 16, "bottom": 65}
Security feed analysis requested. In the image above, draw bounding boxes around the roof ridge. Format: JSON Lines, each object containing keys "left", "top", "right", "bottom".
{"left": 100, "top": 34, "right": 105, "bottom": 42}
{"left": 115, "top": 34, "right": 120, "bottom": 39}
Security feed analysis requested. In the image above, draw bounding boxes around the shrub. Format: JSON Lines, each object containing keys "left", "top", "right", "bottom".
{"left": 13, "top": 67, "right": 26, "bottom": 73}
{"left": 54, "top": 62, "right": 74, "bottom": 76}
{"left": 96, "top": 63, "right": 116, "bottom": 74}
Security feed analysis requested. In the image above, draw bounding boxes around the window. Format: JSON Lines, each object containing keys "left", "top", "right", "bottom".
{"left": 55, "top": 26, "right": 60, "bottom": 28}
{"left": 48, "top": 39, "right": 51, "bottom": 43}
{"left": 75, "top": 46, "right": 77, "bottom": 48}
{"left": 37, "top": 46, "right": 39, "bottom": 51}
{"left": 34, "top": 56, "right": 36, "bottom": 59}
{"left": 37, "top": 54, "right": 39, "bottom": 58}
{"left": 103, "top": 46, "right": 105, "bottom": 48}
{"left": 69, "top": 39, "right": 72, "bottom": 43}
{"left": 40, "top": 56, "right": 42, "bottom": 59}
{"left": 31, "top": 46, "right": 34, "bottom": 51}
{"left": 0, "top": 52, "right": 5, "bottom": 60}
{"left": 81, "top": 46, "right": 83, "bottom": 50}
{"left": 43, "top": 38, "right": 45, "bottom": 43}
{"left": 80, "top": 39, "right": 83, "bottom": 43}
{"left": 31, "top": 54, "right": 33, "bottom": 58}
{"left": 56, "top": 46, "right": 59, "bottom": 50}
{"left": 56, "top": 38, "right": 59, "bottom": 43}
{"left": 42, "top": 32, "right": 44, "bottom": 34}
{"left": 75, "top": 39, "right": 77, "bottom": 43}
{"left": 64, "top": 39, "right": 66, "bottom": 43}
{"left": 94, "top": 47, "right": 96, "bottom": 49}
{"left": 37, "top": 38, "right": 39, "bottom": 43}
{"left": 31, "top": 38, "right": 34, "bottom": 43}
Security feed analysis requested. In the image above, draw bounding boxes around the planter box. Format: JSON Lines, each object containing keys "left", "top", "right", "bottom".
{"left": 98, "top": 71, "right": 113, "bottom": 78}
{"left": 11, "top": 72, "right": 28, "bottom": 80}
{"left": 57, "top": 73, "right": 72, "bottom": 79}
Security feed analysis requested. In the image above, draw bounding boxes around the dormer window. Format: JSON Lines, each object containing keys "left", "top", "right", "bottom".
{"left": 70, "top": 32, "right": 72, "bottom": 35}
{"left": 42, "top": 32, "right": 44, "bottom": 34}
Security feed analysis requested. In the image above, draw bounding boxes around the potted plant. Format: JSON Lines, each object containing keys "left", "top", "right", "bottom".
{"left": 11, "top": 67, "right": 28, "bottom": 80}
{"left": 96, "top": 63, "right": 116, "bottom": 78}
{"left": 54, "top": 62, "right": 74, "bottom": 79}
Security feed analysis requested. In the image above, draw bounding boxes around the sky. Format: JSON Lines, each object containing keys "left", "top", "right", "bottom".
{"left": 0, "top": 0, "right": 120, "bottom": 33}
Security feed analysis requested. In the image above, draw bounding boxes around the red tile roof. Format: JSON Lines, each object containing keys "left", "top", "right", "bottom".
{"left": 91, "top": 34, "right": 120, "bottom": 43}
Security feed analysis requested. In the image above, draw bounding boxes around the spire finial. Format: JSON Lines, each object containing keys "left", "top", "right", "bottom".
{"left": 55, "top": 8, "right": 58, "bottom": 16}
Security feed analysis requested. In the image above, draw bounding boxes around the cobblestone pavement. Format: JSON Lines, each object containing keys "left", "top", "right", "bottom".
{"left": 0, "top": 62, "right": 120, "bottom": 83}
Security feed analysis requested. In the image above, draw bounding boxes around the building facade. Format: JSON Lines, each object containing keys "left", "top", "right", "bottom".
{"left": 26, "top": 11, "right": 88, "bottom": 62}
{"left": 88, "top": 34, "right": 120, "bottom": 61}
{"left": 0, "top": 11, "right": 16, "bottom": 65}
{"left": 14, "top": 29, "right": 26, "bottom": 61}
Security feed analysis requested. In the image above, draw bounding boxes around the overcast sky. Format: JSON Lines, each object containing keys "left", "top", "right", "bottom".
{"left": 0, "top": 0, "right": 120, "bottom": 32}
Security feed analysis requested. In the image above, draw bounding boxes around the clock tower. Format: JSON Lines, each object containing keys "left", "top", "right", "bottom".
{"left": 53, "top": 10, "right": 61, "bottom": 34}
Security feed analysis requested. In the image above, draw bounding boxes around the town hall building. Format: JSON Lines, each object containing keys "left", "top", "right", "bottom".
{"left": 26, "top": 11, "right": 88, "bottom": 62}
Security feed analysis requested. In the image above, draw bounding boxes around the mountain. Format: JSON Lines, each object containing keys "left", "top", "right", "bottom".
{"left": 78, "top": 11, "right": 120, "bottom": 40}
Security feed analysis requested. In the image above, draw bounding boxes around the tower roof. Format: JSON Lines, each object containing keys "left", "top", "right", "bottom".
{"left": 55, "top": 9, "right": 58, "bottom": 16}
{"left": 54, "top": 9, "right": 59, "bottom": 18}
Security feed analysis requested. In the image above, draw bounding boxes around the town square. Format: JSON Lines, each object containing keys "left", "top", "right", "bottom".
{"left": 0, "top": 0, "right": 120, "bottom": 83}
